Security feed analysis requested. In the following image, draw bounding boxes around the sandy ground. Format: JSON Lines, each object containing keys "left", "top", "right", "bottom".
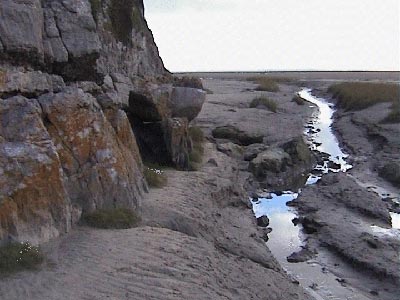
{"left": 1, "top": 72, "right": 399, "bottom": 300}
{"left": 0, "top": 133, "right": 311, "bottom": 299}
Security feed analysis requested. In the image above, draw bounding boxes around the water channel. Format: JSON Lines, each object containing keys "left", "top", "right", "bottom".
{"left": 252, "top": 88, "right": 399, "bottom": 300}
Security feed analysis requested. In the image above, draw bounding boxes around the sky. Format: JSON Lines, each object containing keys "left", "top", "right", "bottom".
{"left": 143, "top": 0, "right": 400, "bottom": 72}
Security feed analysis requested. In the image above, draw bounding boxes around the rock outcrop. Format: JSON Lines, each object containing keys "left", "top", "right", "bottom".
{"left": 249, "top": 138, "right": 314, "bottom": 189}
{"left": 0, "top": 0, "right": 206, "bottom": 245}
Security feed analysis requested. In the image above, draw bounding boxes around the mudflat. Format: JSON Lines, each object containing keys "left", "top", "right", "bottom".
{"left": 1, "top": 72, "right": 399, "bottom": 300}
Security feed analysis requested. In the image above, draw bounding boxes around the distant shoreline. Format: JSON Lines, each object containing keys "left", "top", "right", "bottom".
{"left": 175, "top": 71, "right": 400, "bottom": 82}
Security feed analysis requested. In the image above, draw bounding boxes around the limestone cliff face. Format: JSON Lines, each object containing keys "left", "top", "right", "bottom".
{"left": 0, "top": 0, "right": 205, "bottom": 245}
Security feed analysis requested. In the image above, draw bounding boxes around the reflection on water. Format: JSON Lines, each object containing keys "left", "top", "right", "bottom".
{"left": 299, "top": 89, "right": 352, "bottom": 173}
{"left": 390, "top": 213, "right": 400, "bottom": 229}
{"left": 252, "top": 192, "right": 301, "bottom": 261}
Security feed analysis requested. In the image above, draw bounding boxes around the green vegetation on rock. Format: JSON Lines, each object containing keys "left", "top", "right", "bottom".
{"left": 83, "top": 208, "right": 140, "bottom": 229}
{"left": 188, "top": 126, "right": 205, "bottom": 171}
{"left": 0, "top": 69, "right": 5, "bottom": 87}
{"left": 89, "top": 0, "right": 101, "bottom": 23}
{"left": 250, "top": 96, "right": 278, "bottom": 112}
{"left": 0, "top": 242, "right": 43, "bottom": 275}
{"left": 108, "top": 0, "right": 144, "bottom": 45}
{"left": 144, "top": 166, "right": 168, "bottom": 188}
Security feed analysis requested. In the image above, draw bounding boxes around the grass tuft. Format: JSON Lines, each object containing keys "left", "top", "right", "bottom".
{"left": 83, "top": 208, "right": 140, "bottom": 229}
{"left": 0, "top": 242, "right": 43, "bottom": 275}
{"left": 247, "top": 76, "right": 293, "bottom": 92}
{"left": 250, "top": 96, "right": 278, "bottom": 112}
{"left": 328, "top": 82, "right": 399, "bottom": 111}
{"left": 381, "top": 102, "right": 400, "bottom": 123}
{"left": 144, "top": 166, "right": 168, "bottom": 188}
{"left": 328, "top": 82, "right": 400, "bottom": 123}
{"left": 173, "top": 76, "right": 204, "bottom": 89}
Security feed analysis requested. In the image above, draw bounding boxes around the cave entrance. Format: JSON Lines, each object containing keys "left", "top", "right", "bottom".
{"left": 126, "top": 91, "right": 173, "bottom": 167}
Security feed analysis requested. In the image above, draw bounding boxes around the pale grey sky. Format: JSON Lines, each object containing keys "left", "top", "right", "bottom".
{"left": 144, "top": 0, "right": 400, "bottom": 72}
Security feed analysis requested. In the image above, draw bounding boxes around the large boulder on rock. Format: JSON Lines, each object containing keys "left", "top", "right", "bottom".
{"left": 0, "top": 96, "right": 71, "bottom": 245}
{"left": 128, "top": 84, "right": 172, "bottom": 122}
{"left": 169, "top": 87, "right": 206, "bottom": 121}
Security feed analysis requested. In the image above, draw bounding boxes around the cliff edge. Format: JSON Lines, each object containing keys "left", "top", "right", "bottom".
{"left": 0, "top": 0, "right": 205, "bottom": 245}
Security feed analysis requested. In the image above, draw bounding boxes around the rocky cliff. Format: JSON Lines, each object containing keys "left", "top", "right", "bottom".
{"left": 0, "top": 0, "right": 205, "bottom": 245}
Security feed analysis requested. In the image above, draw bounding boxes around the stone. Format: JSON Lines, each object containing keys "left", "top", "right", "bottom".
{"left": 49, "top": 1, "right": 100, "bottom": 58}
{"left": 0, "top": 96, "right": 71, "bottom": 245}
{"left": 216, "top": 142, "right": 243, "bottom": 158}
{"left": 281, "top": 138, "right": 312, "bottom": 164}
{"left": 38, "top": 88, "right": 145, "bottom": 213}
{"left": 169, "top": 87, "right": 206, "bottom": 121}
{"left": 379, "top": 162, "right": 400, "bottom": 187}
{"left": 287, "top": 247, "right": 314, "bottom": 263}
{"left": 256, "top": 215, "right": 270, "bottom": 227}
{"left": 212, "top": 125, "right": 264, "bottom": 146}
{"left": 243, "top": 143, "right": 269, "bottom": 161}
{"left": 0, "top": 0, "right": 44, "bottom": 64}
{"left": 0, "top": 70, "right": 65, "bottom": 97}
{"left": 249, "top": 148, "right": 292, "bottom": 177}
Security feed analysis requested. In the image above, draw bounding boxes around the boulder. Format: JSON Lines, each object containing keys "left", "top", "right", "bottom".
{"left": 281, "top": 138, "right": 312, "bottom": 164}
{"left": 128, "top": 84, "right": 172, "bottom": 122}
{"left": 38, "top": 88, "right": 145, "bottom": 213}
{"left": 256, "top": 215, "right": 270, "bottom": 227}
{"left": 0, "top": 96, "right": 71, "bottom": 245}
{"left": 287, "top": 248, "right": 314, "bottom": 263}
{"left": 169, "top": 87, "right": 206, "bottom": 121}
{"left": 249, "top": 148, "right": 292, "bottom": 178}
{"left": 216, "top": 142, "right": 243, "bottom": 158}
{"left": 243, "top": 143, "right": 269, "bottom": 161}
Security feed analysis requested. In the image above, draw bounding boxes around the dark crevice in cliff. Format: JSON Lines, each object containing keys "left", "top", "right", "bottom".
{"left": 127, "top": 115, "right": 172, "bottom": 167}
